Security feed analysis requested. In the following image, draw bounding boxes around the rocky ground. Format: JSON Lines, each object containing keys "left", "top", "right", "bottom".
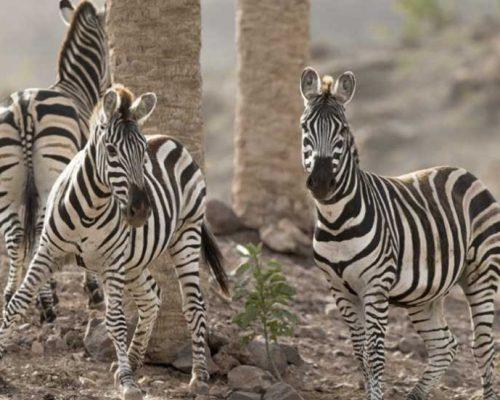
{"left": 0, "top": 214, "right": 498, "bottom": 400}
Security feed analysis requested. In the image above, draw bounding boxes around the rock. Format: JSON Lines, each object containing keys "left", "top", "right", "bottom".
{"left": 281, "top": 344, "right": 303, "bottom": 366}
{"left": 206, "top": 199, "right": 246, "bottom": 235}
{"left": 259, "top": 219, "right": 311, "bottom": 255}
{"left": 172, "top": 342, "right": 219, "bottom": 375}
{"left": 31, "top": 340, "right": 44, "bottom": 356}
{"left": 295, "top": 326, "right": 326, "bottom": 340}
{"left": 227, "top": 365, "right": 273, "bottom": 393}
{"left": 64, "top": 330, "right": 83, "bottom": 349}
{"left": 208, "top": 330, "right": 229, "bottom": 353}
{"left": 83, "top": 318, "right": 114, "bottom": 362}
{"left": 398, "top": 335, "right": 426, "bottom": 360}
{"left": 45, "top": 334, "right": 66, "bottom": 353}
{"left": 228, "top": 391, "right": 262, "bottom": 400}
{"left": 245, "top": 339, "right": 288, "bottom": 376}
{"left": 213, "top": 346, "right": 240, "bottom": 375}
{"left": 441, "top": 366, "right": 462, "bottom": 387}
{"left": 78, "top": 376, "right": 96, "bottom": 387}
{"left": 263, "top": 383, "right": 304, "bottom": 400}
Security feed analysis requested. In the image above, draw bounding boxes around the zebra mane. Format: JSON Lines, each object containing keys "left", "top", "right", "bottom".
{"left": 57, "top": 1, "right": 99, "bottom": 79}
{"left": 90, "top": 84, "right": 136, "bottom": 130}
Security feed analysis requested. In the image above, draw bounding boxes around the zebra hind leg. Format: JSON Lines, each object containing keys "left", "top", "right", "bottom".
{"left": 169, "top": 224, "right": 209, "bottom": 395}
{"left": 84, "top": 272, "right": 105, "bottom": 310}
{"left": 36, "top": 279, "right": 57, "bottom": 323}
{"left": 3, "top": 224, "right": 26, "bottom": 306}
{"left": 126, "top": 270, "right": 161, "bottom": 372}
{"left": 406, "top": 299, "right": 458, "bottom": 400}
{"left": 461, "top": 266, "right": 499, "bottom": 400}
{"left": 0, "top": 249, "right": 54, "bottom": 357}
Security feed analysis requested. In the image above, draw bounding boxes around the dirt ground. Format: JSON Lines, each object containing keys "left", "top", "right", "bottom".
{"left": 0, "top": 232, "right": 498, "bottom": 400}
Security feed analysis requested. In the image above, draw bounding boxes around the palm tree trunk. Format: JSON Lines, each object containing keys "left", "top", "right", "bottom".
{"left": 233, "top": 0, "right": 312, "bottom": 237}
{"left": 106, "top": 0, "right": 203, "bottom": 363}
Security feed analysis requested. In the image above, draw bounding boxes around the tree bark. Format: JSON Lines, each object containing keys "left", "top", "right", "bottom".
{"left": 233, "top": 0, "right": 312, "bottom": 233}
{"left": 106, "top": 0, "right": 203, "bottom": 363}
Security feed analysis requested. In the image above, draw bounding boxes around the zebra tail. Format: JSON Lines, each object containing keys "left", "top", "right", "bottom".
{"left": 23, "top": 170, "right": 38, "bottom": 261}
{"left": 201, "top": 222, "right": 230, "bottom": 296}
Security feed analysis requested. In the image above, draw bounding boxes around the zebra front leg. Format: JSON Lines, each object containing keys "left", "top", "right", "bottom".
{"left": 406, "top": 299, "right": 457, "bottom": 400}
{"left": 126, "top": 270, "right": 161, "bottom": 371}
{"left": 0, "top": 249, "right": 54, "bottom": 357}
{"left": 334, "top": 291, "right": 369, "bottom": 392}
{"left": 84, "top": 272, "right": 105, "bottom": 310}
{"left": 363, "top": 290, "right": 389, "bottom": 400}
{"left": 169, "top": 224, "right": 209, "bottom": 395}
{"left": 36, "top": 280, "right": 57, "bottom": 323}
{"left": 103, "top": 272, "right": 143, "bottom": 400}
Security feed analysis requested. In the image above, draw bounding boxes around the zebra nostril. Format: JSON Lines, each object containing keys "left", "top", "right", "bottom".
{"left": 329, "top": 177, "right": 335, "bottom": 188}
{"left": 306, "top": 175, "right": 315, "bottom": 189}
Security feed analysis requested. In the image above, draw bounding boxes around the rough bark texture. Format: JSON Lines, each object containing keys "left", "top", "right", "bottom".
{"left": 106, "top": 0, "right": 203, "bottom": 363}
{"left": 233, "top": 0, "right": 312, "bottom": 231}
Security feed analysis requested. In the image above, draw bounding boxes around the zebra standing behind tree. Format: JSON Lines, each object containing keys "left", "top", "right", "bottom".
{"left": 0, "top": 85, "right": 229, "bottom": 400}
{"left": 0, "top": 0, "right": 108, "bottom": 321}
{"left": 299, "top": 67, "right": 499, "bottom": 400}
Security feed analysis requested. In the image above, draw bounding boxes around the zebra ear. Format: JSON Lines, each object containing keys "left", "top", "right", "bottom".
{"left": 59, "top": 0, "right": 75, "bottom": 26}
{"left": 300, "top": 67, "right": 320, "bottom": 103}
{"left": 130, "top": 93, "right": 157, "bottom": 125}
{"left": 102, "top": 90, "right": 120, "bottom": 120}
{"left": 333, "top": 71, "right": 356, "bottom": 105}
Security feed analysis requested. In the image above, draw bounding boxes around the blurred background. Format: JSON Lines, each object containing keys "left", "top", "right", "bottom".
{"left": 1, "top": 0, "right": 500, "bottom": 203}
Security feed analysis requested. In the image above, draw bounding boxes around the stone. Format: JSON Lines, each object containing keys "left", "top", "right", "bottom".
{"left": 206, "top": 199, "right": 246, "bottom": 235}
{"left": 64, "top": 330, "right": 83, "bottom": 349}
{"left": 213, "top": 346, "right": 240, "bottom": 375}
{"left": 172, "top": 342, "right": 219, "bottom": 375}
{"left": 259, "top": 219, "right": 311, "bottom": 255}
{"left": 281, "top": 344, "right": 303, "bottom": 366}
{"left": 263, "top": 382, "right": 303, "bottom": 400}
{"left": 398, "top": 335, "right": 426, "bottom": 360}
{"left": 227, "top": 365, "right": 273, "bottom": 393}
{"left": 295, "top": 326, "right": 326, "bottom": 340}
{"left": 31, "top": 340, "right": 44, "bottom": 355}
{"left": 83, "top": 318, "right": 114, "bottom": 362}
{"left": 45, "top": 334, "right": 66, "bottom": 353}
{"left": 208, "top": 330, "right": 229, "bottom": 353}
{"left": 263, "top": 382, "right": 304, "bottom": 400}
{"left": 245, "top": 339, "right": 288, "bottom": 376}
{"left": 228, "top": 391, "right": 262, "bottom": 400}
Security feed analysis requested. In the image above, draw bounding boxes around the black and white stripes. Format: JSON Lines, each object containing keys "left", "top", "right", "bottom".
{"left": 0, "top": 85, "right": 229, "bottom": 400}
{"left": 300, "top": 67, "right": 499, "bottom": 400}
{"left": 0, "top": 0, "right": 108, "bottom": 321}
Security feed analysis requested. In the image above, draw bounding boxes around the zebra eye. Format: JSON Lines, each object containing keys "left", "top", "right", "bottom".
{"left": 301, "top": 122, "right": 308, "bottom": 132}
{"left": 106, "top": 144, "right": 118, "bottom": 157}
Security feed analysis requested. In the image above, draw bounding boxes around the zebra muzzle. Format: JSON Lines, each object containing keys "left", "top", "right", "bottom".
{"left": 124, "top": 184, "right": 151, "bottom": 227}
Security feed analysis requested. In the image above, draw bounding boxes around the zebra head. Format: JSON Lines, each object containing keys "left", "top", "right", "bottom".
{"left": 96, "top": 86, "right": 157, "bottom": 228}
{"left": 299, "top": 67, "right": 356, "bottom": 202}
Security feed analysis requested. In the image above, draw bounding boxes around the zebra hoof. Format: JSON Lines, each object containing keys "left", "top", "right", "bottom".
{"left": 88, "top": 290, "right": 105, "bottom": 311}
{"left": 122, "top": 386, "right": 143, "bottom": 400}
{"left": 40, "top": 308, "right": 57, "bottom": 324}
{"left": 189, "top": 377, "right": 209, "bottom": 395}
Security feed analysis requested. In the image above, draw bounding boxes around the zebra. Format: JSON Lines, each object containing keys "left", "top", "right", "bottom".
{"left": 0, "top": 0, "right": 109, "bottom": 321}
{"left": 0, "top": 85, "right": 230, "bottom": 400}
{"left": 299, "top": 67, "right": 499, "bottom": 400}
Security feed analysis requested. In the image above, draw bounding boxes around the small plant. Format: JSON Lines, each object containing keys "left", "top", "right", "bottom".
{"left": 232, "top": 243, "right": 298, "bottom": 380}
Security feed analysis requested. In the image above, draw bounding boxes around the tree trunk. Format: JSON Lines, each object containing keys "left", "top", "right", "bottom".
{"left": 233, "top": 0, "right": 312, "bottom": 242}
{"left": 106, "top": 0, "right": 203, "bottom": 363}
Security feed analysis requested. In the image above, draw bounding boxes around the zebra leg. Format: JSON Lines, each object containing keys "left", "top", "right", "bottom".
{"left": 84, "top": 272, "right": 105, "bottom": 310}
{"left": 169, "top": 224, "right": 209, "bottom": 395}
{"left": 333, "top": 290, "right": 369, "bottom": 391}
{"left": 126, "top": 270, "right": 161, "bottom": 372}
{"left": 37, "top": 281, "right": 57, "bottom": 323}
{"left": 0, "top": 249, "right": 54, "bottom": 357}
{"left": 2, "top": 221, "right": 26, "bottom": 306}
{"left": 406, "top": 299, "right": 458, "bottom": 400}
{"left": 102, "top": 272, "right": 143, "bottom": 400}
{"left": 461, "top": 277, "right": 498, "bottom": 400}
{"left": 363, "top": 290, "right": 389, "bottom": 400}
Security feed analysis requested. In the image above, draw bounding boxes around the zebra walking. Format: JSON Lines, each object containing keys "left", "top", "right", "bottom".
{"left": 0, "top": 0, "right": 108, "bottom": 321}
{"left": 0, "top": 85, "right": 229, "bottom": 400}
{"left": 299, "top": 67, "right": 499, "bottom": 400}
